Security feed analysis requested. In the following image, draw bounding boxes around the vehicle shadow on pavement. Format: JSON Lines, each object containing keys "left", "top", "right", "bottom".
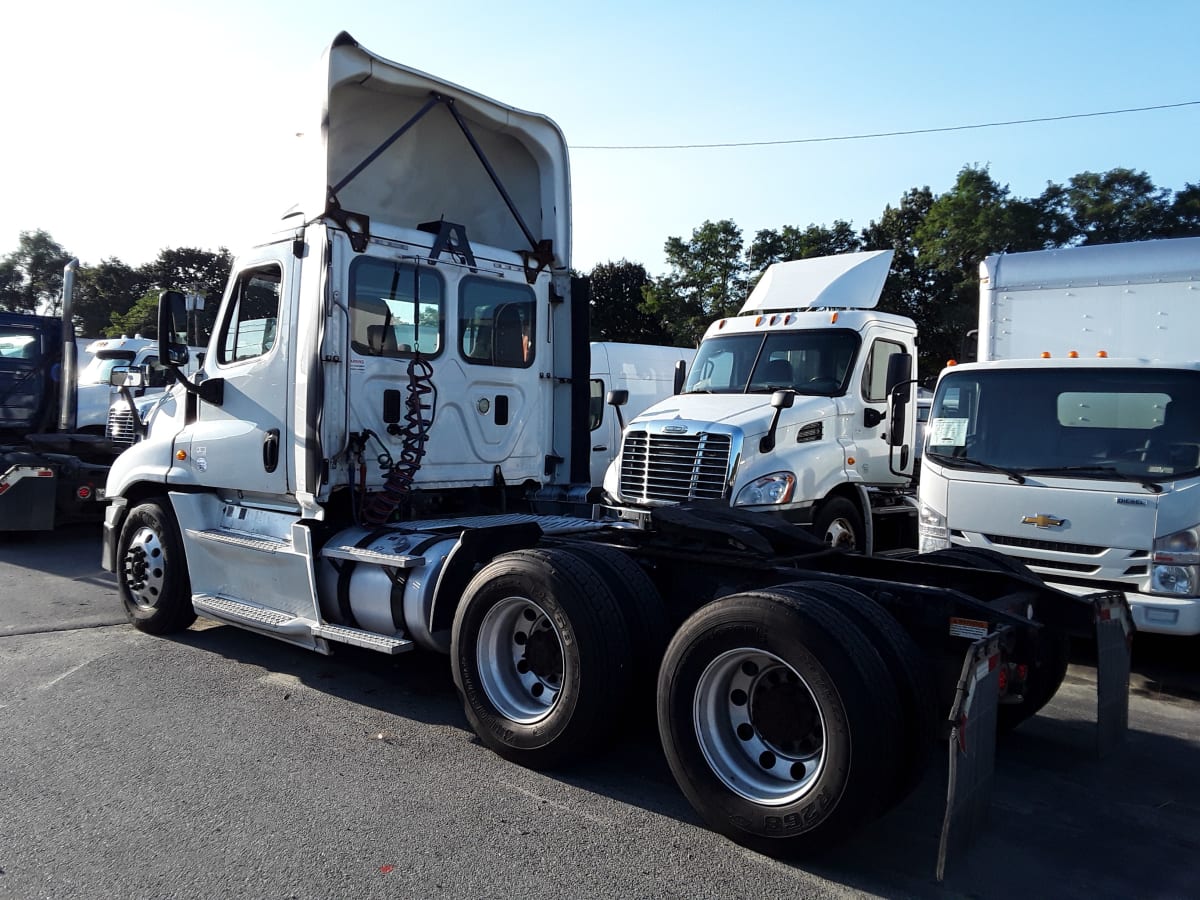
{"left": 165, "top": 621, "right": 1200, "bottom": 900}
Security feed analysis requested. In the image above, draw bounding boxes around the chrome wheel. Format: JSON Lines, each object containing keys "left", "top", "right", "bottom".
{"left": 693, "top": 648, "right": 827, "bottom": 805}
{"left": 822, "top": 517, "right": 857, "bottom": 550}
{"left": 476, "top": 596, "right": 565, "bottom": 724}
{"left": 122, "top": 525, "right": 167, "bottom": 610}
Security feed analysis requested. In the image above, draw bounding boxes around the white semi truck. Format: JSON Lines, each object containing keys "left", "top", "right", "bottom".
{"left": 101, "top": 32, "right": 1131, "bottom": 874}
{"left": 603, "top": 250, "right": 919, "bottom": 553}
{"left": 918, "top": 237, "right": 1200, "bottom": 636}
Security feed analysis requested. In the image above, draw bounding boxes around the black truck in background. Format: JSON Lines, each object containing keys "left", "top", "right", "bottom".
{"left": 0, "top": 261, "right": 124, "bottom": 531}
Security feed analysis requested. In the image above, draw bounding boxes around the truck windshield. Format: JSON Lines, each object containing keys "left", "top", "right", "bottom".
{"left": 927, "top": 368, "right": 1200, "bottom": 481}
{"left": 684, "top": 330, "right": 859, "bottom": 395}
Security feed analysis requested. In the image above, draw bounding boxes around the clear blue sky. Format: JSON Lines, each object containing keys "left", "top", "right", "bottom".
{"left": 4, "top": 0, "right": 1196, "bottom": 277}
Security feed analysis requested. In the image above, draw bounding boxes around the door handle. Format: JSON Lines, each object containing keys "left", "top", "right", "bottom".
{"left": 592, "top": 445, "right": 607, "bottom": 452}
{"left": 263, "top": 428, "right": 280, "bottom": 473}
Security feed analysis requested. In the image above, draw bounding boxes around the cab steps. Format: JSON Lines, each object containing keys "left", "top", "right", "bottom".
{"left": 191, "top": 593, "right": 413, "bottom": 655}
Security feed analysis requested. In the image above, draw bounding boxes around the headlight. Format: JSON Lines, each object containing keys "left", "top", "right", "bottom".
{"left": 1151, "top": 526, "right": 1200, "bottom": 597}
{"left": 734, "top": 472, "right": 795, "bottom": 506}
{"left": 918, "top": 501, "right": 950, "bottom": 553}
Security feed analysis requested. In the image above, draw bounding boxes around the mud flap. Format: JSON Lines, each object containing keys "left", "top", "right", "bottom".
{"left": 1093, "top": 591, "right": 1132, "bottom": 758}
{"left": 936, "top": 631, "right": 1003, "bottom": 883}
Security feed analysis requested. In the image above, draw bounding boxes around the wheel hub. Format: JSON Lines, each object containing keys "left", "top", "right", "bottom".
{"left": 122, "top": 526, "right": 165, "bottom": 609}
{"left": 477, "top": 596, "right": 566, "bottom": 725}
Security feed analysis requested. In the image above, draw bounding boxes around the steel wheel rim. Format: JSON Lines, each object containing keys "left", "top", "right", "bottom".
{"left": 823, "top": 517, "right": 857, "bottom": 550}
{"left": 694, "top": 648, "right": 827, "bottom": 805}
{"left": 476, "top": 596, "right": 565, "bottom": 725}
{"left": 123, "top": 526, "right": 166, "bottom": 610}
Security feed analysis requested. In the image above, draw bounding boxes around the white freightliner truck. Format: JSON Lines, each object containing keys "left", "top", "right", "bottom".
{"left": 603, "top": 250, "right": 919, "bottom": 553}
{"left": 918, "top": 237, "right": 1200, "bottom": 636}
{"left": 101, "top": 32, "right": 1132, "bottom": 874}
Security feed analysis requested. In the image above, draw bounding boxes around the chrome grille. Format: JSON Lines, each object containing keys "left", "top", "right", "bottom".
{"left": 106, "top": 405, "right": 137, "bottom": 447}
{"left": 619, "top": 430, "right": 733, "bottom": 502}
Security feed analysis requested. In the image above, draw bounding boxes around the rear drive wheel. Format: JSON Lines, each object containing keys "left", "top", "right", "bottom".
{"left": 812, "top": 497, "right": 864, "bottom": 552}
{"left": 772, "top": 581, "right": 937, "bottom": 806}
{"left": 658, "top": 588, "right": 903, "bottom": 855}
{"left": 117, "top": 499, "right": 196, "bottom": 634}
{"left": 451, "top": 548, "right": 632, "bottom": 769}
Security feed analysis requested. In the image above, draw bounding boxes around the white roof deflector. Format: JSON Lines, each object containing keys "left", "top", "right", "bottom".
{"left": 740, "top": 249, "right": 894, "bottom": 313}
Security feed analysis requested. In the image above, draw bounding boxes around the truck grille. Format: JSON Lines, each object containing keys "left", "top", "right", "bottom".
{"left": 619, "top": 429, "right": 733, "bottom": 502}
{"left": 106, "top": 405, "right": 137, "bottom": 447}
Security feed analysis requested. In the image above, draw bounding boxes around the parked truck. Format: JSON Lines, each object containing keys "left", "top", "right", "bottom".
{"left": 603, "top": 250, "right": 919, "bottom": 553}
{"left": 101, "top": 32, "right": 1131, "bottom": 875}
{"left": 918, "top": 237, "right": 1200, "bottom": 636}
{"left": 0, "top": 263, "right": 126, "bottom": 531}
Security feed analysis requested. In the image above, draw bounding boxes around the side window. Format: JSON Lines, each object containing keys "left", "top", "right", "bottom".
{"left": 350, "top": 258, "right": 443, "bottom": 358}
{"left": 862, "top": 338, "right": 904, "bottom": 403}
{"left": 460, "top": 277, "right": 535, "bottom": 368}
{"left": 589, "top": 379, "right": 605, "bottom": 431}
{"left": 217, "top": 265, "right": 282, "bottom": 365}
{"left": 143, "top": 356, "right": 171, "bottom": 388}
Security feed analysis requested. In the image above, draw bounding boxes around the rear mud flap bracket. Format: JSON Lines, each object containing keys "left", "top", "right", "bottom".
{"left": 1093, "top": 590, "right": 1132, "bottom": 758}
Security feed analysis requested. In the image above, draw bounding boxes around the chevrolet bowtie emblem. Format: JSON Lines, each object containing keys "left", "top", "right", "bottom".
{"left": 1021, "top": 513, "right": 1065, "bottom": 529}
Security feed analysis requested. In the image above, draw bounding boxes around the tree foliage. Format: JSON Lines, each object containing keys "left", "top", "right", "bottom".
{"left": 585, "top": 260, "right": 672, "bottom": 344}
{"left": 0, "top": 230, "right": 73, "bottom": 315}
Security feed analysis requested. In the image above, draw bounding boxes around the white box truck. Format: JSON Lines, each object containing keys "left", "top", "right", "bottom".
{"left": 602, "top": 250, "right": 920, "bottom": 554}
{"left": 99, "top": 32, "right": 1131, "bottom": 873}
{"left": 918, "top": 236, "right": 1200, "bottom": 636}
{"left": 587, "top": 341, "right": 694, "bottom": 487}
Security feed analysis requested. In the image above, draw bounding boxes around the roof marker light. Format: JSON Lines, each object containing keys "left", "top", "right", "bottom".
{"left": 1068, "top": 350, "right": 1079, "bottom": 358}
{"left": 946, "top": 359, "right": 957, "bottom": 367}
{"left": 830, "top": 311, "right": 839, "bottom": 324}
{"left": 1097, "top": 350, "right": 1108, "bottom": 358}
{"left": 717, "top": 319, "right": 726, "bottom": 329}
{"left": 755, "top": 316, "right": 764, "bottom": 326}
{"left": 1041, "top": 351, "right": 1051, "bottom": 358}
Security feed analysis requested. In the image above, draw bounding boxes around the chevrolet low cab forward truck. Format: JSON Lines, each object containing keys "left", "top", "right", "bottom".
{"left": 102, "top": 32, "right": 1132, "bottom": 877}
{"left": 919, "top": 237, "right": 1200, "bottom": 636}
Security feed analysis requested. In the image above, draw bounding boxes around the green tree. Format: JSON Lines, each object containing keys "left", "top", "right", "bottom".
{"left": 1169, "top": 182, "right": 1200, "bottom": 236}
{"left": 747, "top": 220, "right": 860, "bottom": 274}
{"left": 861, "top": 186, "right": 960, "bottom": 378}
{"left": 1059, "top": 168, "right": 1174, "bottom": 245}
{"left": 105, "top": 291, "right": 159, "bottom": 338}
{"left": 139, "top": 246, "right": 233, "bottom": 338}
{"left": 643, "top": 219, "right": 747, "bottom": 345}
{"left": 74, "top": 258, "right": 148, "bottom": 338}
{"left": 0, "top": 230, "right": 74, "bottom": 314}
{"left": 587, "top": 260, "right": 672, "bottom": 343}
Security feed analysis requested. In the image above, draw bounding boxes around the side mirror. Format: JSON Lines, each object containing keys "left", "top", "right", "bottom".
{"left": 158, "top": 291, "right": 190, "bottom": 368}
{"left": 885, "top": 352, "right": 913, "bottom": 399}
{"left": 673, "top": 359, "right": 687, "bottom": 395}
{"left": 760, "top": 390, "right": 795, "bottom": 453}
{"left": 109, "top": 366, "right": 143, "bottom": 388}
{"left": 606, "top": 389, "right": 629, "bottom": 430}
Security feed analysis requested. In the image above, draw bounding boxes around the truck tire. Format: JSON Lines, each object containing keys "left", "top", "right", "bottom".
{"left": 555, "top": 542, "right": 672, "bottom": 701}
{"left": 812, "top": 497, "right": 864, "bottom": 552}
{"left": 116, "top": 499, "right": 196, "bottom": 634}
{"left": 917, "top": 547, "right": 1070, "bottom": 732}
{"left": 772, "top": 581, "right": 937, "bottom": 806}
{"left": 657, "top": 589, "right": 903, "bottom": 855}
{"left": 451, "top": 548, "right": 633, "bottom": 769}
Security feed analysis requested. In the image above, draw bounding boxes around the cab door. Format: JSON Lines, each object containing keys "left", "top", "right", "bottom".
{"left": 848, "top": 329, "right": 913, "bottom": 484}
{"left": 173, "top": 243, "right": 297, "bottom": 500}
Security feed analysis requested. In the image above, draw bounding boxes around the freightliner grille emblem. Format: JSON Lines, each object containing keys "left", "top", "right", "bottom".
{"left": 1020, "top": 513, "right": 1065, "bottom": 529}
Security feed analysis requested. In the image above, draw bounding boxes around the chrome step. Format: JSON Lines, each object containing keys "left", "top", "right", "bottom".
{"left": 189, "top": 528, "right": 288, "bottom": 553}
{"left": 192, "top": 593, "right": 310, "bottom": 633}
{"left": 320, "top": 544, "right": 425, "bottom": 568}
{"left": 313, "top": 623, "right": 413, "bottom": 654}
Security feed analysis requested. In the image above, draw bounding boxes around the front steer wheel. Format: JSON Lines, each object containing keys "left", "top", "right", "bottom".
{"left": 116, "top": 499, "right": 196, "bottom": 634}
{"left": 451, "top": 548, "right": 633, "bottom": 769}
{"left": 658, "top": 589, "right": 901, "bottom": 856}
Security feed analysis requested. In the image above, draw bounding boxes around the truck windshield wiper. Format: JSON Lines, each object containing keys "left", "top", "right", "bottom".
{"left": 1022, "top": 464, "right": 1164, "bottom": 494}
{"left": 926, "top": 452, "right": 1026, "bottom": 484}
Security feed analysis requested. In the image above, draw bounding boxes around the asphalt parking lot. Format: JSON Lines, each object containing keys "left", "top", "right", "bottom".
{"left": 2, "top": 524, "right": 1198, "bottom": 899}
